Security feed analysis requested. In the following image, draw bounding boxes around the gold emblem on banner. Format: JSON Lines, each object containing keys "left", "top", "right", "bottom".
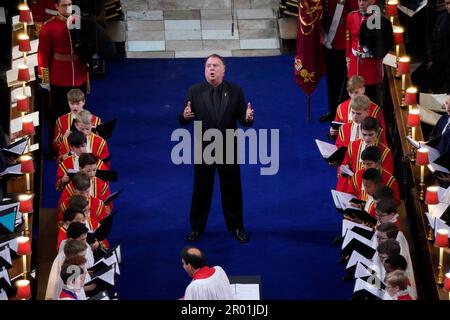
{"left": 295, "top": 58, "right": 315, "bottom": 83}
{"left": 299, "top": 0, "right": 323, "bottom": 35}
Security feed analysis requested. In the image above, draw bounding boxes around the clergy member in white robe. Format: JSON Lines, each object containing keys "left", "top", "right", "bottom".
{"left": 181, "top": 246, "right": 233, "bottom": 300}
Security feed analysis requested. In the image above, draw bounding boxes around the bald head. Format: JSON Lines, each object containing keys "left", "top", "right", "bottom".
{"left": 181, "top": 246, "right": 206, "bottom": 270}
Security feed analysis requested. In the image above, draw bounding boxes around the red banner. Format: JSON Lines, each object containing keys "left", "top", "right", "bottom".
{"left": 295, "top": 0, "right": 325, "bottom": 96}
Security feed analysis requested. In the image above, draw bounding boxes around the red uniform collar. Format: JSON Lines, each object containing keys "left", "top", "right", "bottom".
{"left": 59, "top": 288, "right": 77, "bottom": 300}
{"left": 192, "top": 266, "right": 216, "bottom": 280}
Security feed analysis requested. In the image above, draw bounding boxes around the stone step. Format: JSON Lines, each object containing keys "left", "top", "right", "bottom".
{"left": 121, "top": 0, "right": 281, "bottom": 58}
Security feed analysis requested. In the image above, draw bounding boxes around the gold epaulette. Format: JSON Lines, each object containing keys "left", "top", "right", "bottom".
{"left": 43, "top": 16, "right": 56, "bottom": 24}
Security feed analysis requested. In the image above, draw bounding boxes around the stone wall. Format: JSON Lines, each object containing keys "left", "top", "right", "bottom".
{"left": 122, "top": 0, "right": 282, "bottom": 58}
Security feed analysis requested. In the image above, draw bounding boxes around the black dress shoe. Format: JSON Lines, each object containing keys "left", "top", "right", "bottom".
{"left": 319, "top": 112, "right": 334, "bottom": 122}
{"left": 187, "top": 231, "right": 200, "bottom": 242}
{"left": 234, "top": 228, "right": 249, "bottom": 243}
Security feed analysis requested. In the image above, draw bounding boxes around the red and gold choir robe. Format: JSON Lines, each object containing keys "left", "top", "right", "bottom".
{"left": 58, "top": 133, "right": 110, "bottom": 165}
{"left": 350, "top": 168, "right": 401, "bottom": 205}
{"left": 337, "top": 140, "right": 393, "bottom": 192}
{"left": 58, "top": 177, "right": 111, "bottom": 209}
{"left": 58, "top": 195, "right": 109, "bottom": 226}
{"left": 53, "top": 112, "right": 101, "bottom": 151}
{"left": 56, "top": 155, "right": 108, "bottom": 191}
{"left": 334, "top": 98, "right": 385, "bottom": 129}
{"left": 56, "top": 225, "right": 67, "bottom": 252}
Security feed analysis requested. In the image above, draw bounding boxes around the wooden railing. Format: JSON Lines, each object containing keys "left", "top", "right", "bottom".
{"left": 385, "top": 29, "right": 449, "bottom": 301}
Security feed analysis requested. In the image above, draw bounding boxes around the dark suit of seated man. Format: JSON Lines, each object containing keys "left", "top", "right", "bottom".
{"left": 179, "top": 54, "right": 254, "bottom": 243}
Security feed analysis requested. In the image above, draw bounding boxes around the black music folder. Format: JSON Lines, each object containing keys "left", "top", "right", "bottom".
{"left": 92, "top": 119, "right": 117, "bottom": 140}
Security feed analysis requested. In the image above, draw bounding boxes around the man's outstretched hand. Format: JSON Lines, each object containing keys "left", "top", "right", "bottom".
{"left": 183, "top": 101, "right": 195, "bottom": 120}
{"left": 245, "top": 102, "right": 254, "bottom": 122}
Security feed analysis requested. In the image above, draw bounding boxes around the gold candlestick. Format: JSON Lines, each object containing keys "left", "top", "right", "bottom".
{"left": 419, "top": 165, "right": 425, "bottom": 200}
{"left": 438, "top": 248, "right": 444, "bottom": 284}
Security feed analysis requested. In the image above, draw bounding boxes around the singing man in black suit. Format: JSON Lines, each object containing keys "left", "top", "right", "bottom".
{"left": 179, "top": 54, "right": 254, "bottom": 243}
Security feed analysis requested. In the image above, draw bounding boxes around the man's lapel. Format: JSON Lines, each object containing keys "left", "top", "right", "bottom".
{"left": 217, "top": 82, "right": 230, "bottom": 125}
{"left": 202, "top": 89, "right": 217, "bottom": 123}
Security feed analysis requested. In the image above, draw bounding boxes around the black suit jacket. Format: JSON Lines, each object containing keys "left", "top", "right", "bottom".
{"left": 179, "top": 81, "right": 253, "bottom": 132}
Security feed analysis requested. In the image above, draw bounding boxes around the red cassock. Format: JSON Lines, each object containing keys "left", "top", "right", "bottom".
{"left": 56, "top": 225, "right": 67, "bottom": 252}
{"left": 30, "top": 0, "right": 58, "bottom": 24}
{"left": 53, "top": 113, "right": 101, "bottom": 151}
{"left": 346, "top": 10, "right": 383, "bottom": 85}
{"left": 397, "top": 293, "right": 413, "bottom": 300}
{"left": 334, "top": 98, "right": 385, "bottom": 129}
{"left": 58, "top": 195, "right": 109, "bottom": 225}
{"left": 350, "top": 168, "right": 401, "bottom": 205}
{"left": 336, "top": 122, "right": 387, "bottom": 148}
{"left": 324, "top": 0, "right": 359, "bottom": 50}
{"left": 336, "top": 140, "right": 393, "bottom": 192}
{"left": 56, "top": 155, "right": 108, "bottom": 191}
{"left": 38, "top": 15, "right": 88, "bottom": 87}
{"left": 58, "top": 133, "right": 110, "bottom": 165}
{"left": 58, "top": 177, "right": 111, "bottom": 209}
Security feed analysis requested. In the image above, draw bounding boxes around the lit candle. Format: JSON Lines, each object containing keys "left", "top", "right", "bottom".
{"left": 405, "top": 87, "right": 418, "bottom": 106}
{"left": 398, "top": 56, "right": 410, "bottom": 91}
{"left": 16, "top": 94, "right": 29, "bottom": 112}
{"left": 15, "top": 279, "right": 31, "bottom": 300}
{"left": 22, "top": 117, "right": 35, "bottom": 136}
{"left": 18, "top": 33, "right": 31, "bottom": 53}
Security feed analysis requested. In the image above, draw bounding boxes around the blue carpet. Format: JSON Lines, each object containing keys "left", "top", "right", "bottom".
{"left": 42, "top": 55, "right": 354, "bottom": 299}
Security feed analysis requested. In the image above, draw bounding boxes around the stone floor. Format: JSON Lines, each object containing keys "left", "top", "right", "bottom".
{"left": 121, "top": 0, "right": 282, "bottom": 58}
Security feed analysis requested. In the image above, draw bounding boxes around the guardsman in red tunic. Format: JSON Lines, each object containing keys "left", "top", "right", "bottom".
{"left": 38, "top": 0, "right": 88, "bottom": 157}
{"left": 58, "top": 110, "right": 110, "bottom": 166}
{"left": 337, "top": 117, "right": 393, "bottom": 192}
{"left": 320, "top": 0, "right": 359, "bottom": 122}
{"left": 30, "top": 0, "right": 59, "bottom": 34}
{"left": 346, "top": 0, "right": 383, "bottom": 106}
{"left": 53, "top": 88, "right": 101, "bottom": 152}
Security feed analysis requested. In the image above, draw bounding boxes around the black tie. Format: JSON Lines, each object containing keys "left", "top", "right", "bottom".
{"left": 213, "top": 87, "right": 221, "bottom": 120}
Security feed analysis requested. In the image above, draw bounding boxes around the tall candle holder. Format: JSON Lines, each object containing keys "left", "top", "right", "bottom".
{"left": 415, "top": 148, "right": 429, "bottom": 201}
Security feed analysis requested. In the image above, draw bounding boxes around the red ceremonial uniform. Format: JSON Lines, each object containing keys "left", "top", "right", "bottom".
{"left": 350, "top": 168, "right": 401, "bottom": 205}
{"left": 56, "top": 155, "right": 108, "bottom": 191}
{"left": 337, "top": 140, "right": 393, "bottom": 192}
{"left": 38, "top": 15, "right": 88, "bottom": 87}
{"left": 58, "top": 133, "right": 110, "bottom": 165}
{"left": 346, "top": 10, "right": 383, "bottom": 85}
{"left": 30, "top": 0, "right": 58, "bottom": 24}
{"left": 53, "top": 113, "right": 101, "bottom": 151}
{"left": 58, "top": 195, "right": 109, "bottom": 226}
{"left": 337, "top": 122, "right": 387, "bottom": 148}
{"left": 397, "top": 293, "right": 413, "bottom": 300}
{"left": 58, "top": 177, "right": 111, "bottom": 210}
{"left": 324, "top": 0, "right": 359, "bottom": 49}
{"left": 334, "top": 98, "right": 385, "bottom": 129}
{"left": 56, "top": 225, "right": 67, "bottom": 251}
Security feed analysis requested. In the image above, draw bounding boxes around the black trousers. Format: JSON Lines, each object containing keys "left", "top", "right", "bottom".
{"left": 190, "top": 162, "right": 243, "bottom": 233}
{"left": 48, "top": 83, "right": 87, "bottom": 153}
{"left": 324, "top": 48, "right": 348, "bottom": 115}
{"left": 365, "top": 83, "right": 384, "bottom": 111}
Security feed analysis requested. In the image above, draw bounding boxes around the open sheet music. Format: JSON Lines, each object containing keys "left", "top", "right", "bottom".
{"left": 315, "top": 139, "right": 346, "bottom": 165}
{"left": 230, "top": 283, "right": 260, "bottom": 300}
